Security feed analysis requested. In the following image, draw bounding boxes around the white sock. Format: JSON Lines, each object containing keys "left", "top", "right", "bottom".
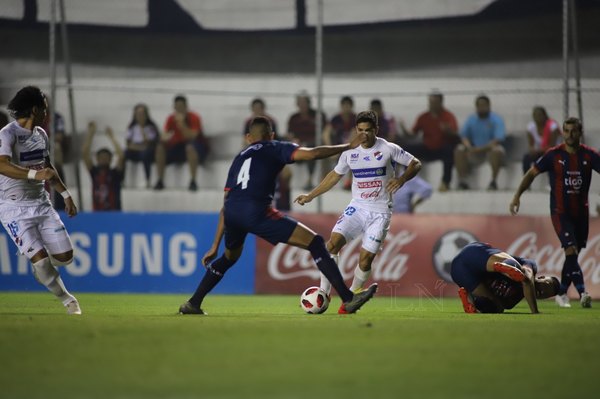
{"left": 32, "top": 258, "right": 75, "bottom": 305}
{"left": 350, "top": 265, "right": 371, "bottom": 292}
{"left": 319, "top": 253, "right": 339, "bottom": 295}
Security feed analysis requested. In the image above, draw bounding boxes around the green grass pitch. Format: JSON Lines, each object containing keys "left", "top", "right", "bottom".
{"left": 1, "top": 292, "right": 598, "bottom": 399}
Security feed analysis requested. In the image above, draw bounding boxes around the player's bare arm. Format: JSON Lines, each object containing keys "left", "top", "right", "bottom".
{"left": 510, "top": 167, "right": 539, "bottom": 215}
{"left": 0, "top": 155, "right": 56, "bottom": 181}
{"left": 292, "top": 132, "right": 367, "bottom": 162}
{"left": 386, "top": 158, "right": 422, "bottom": 194}
{"left": 520, "top": 266, "right": 539, "bottom": 314}
{"left": 202, "top": 195, "right": 228, "bottom": 266}
{"left": 294, "top": 170, "right": 343, "bottom": 205}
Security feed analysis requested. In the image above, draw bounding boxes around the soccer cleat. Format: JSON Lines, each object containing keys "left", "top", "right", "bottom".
{"left": 352, "top": 287, "right": 365, "bottom": 294}
{"left": 179, "top": 301, "right": 206, "bottom": 315}
{"left": 65, "top": 299, "right": 82, "bottom": 315}
{"left": 338, "top": 283, "right": 378, "bottom": 314}
{"left": 458, "top": 287, "right": 477, "bottom": 314}
{"left": 555, "top": 294, "right": 571, "bottom": 308}
{"left": 580, "top": 292, "right": 592, "bottom": 308}
{"left": 493, "top": 262, "right": 526, "bottom": 282}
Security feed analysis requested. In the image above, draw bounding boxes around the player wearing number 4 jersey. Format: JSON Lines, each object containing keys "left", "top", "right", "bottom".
{"left": 295, "top": 110, "right": 422, "bottom": 298}
{"left": 179, "top": 116, "right": 378, "bottom": 315}
{"left": 0, "top": 86, "right": 81, "bottom": 315}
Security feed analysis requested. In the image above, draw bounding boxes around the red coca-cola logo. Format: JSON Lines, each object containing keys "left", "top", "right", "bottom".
{"left": 360, "top": 189, "right": 381, "bottom": 199}
{"left": 267, "top": 230, "right": 417, "bottom": 281}
{"left": 506, "top": 233, "right": 600, "bottom": 284}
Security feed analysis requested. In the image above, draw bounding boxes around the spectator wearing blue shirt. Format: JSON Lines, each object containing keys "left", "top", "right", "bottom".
{"left": 392, "top": 174, "right": 433, "bottom": 213}
{"left": 454, "top": 95, "right": 506, "bottom": 190}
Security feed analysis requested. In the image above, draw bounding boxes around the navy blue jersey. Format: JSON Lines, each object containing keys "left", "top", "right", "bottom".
{"left": 224, "top": 140, "right": 298, "bottom": 208}
{"left": 535, "top": 143, "right": 600, "bottom": 216}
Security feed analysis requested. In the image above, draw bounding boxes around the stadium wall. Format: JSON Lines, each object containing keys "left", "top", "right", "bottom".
{"left": 2, "top": 212, "right": 600, "bottom": 299}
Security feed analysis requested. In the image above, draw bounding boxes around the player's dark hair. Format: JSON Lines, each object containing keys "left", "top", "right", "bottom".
{"left": 475, "top": 94, "right": 490, "bottom": 105}
{"left": 128, "top": 103, "right": 159, "bottom": 131}
{"left": 174, "top": 95, "right": 187, "bottom": 104}
{"left": 532, "top": 106, "right": 548, "bottom": 119}
{"left": 356, "top": 110, "right": 378, "bottom": 128}
{"left": 249, "top": 116, "right": 272, "bottom": 135}
{"left": 96, "top": 148, "right": 113, "bottom": 157}
{"left": 251, "top": 98, "right": 265, "bottom": 108}
{"left": 563, "top": 117, "right": 583, "bottom": 133}
{"left": 7, "top": 86, "right": 46, "bottom": 119}
{"left": 340, "top": 96, "right": 353, "bottom": 106}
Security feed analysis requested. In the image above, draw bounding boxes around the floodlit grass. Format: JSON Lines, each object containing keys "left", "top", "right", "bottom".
{"left": 0, "top": 292, "right": 598, "bottom": 399}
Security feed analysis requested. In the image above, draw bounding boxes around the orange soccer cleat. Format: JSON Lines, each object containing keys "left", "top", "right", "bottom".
{"left": 493, "top": 262, "right": 526, "bottom": 282}
{"left": 458, "top": 287, "right": 477, "bottom": 314}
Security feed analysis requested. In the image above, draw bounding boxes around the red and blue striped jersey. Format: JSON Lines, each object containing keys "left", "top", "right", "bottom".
{"left": 534, "top": 143, "right": 600, "bottom": 215}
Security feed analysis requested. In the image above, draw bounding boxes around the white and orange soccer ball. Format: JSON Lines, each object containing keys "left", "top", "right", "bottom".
{"left": 300, "top": 286, "right": 330, "bottom": 314}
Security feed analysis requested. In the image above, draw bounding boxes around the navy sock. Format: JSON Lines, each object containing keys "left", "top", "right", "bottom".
{"left": 188, "top": 255, "right": 236, "bottom": 308}
{"left": 308, "top": 235, "right": 353, "bottom": 302}
{"left": 559, "top": 254, "right": 576, "bottom": 295}
{"left": 565, "top": 254, "right": 586, "bottom": 294}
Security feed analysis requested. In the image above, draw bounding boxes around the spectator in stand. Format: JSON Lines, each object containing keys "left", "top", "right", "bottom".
{"left": 287, "top": 90, "right": 327, "bottom": 190}
{"left": 370, "top": 99, "right": 398, "bottom": 142}
{"left": 124, "top": 103, "right": 159, "bottom": 188}
{"left": 154, "top": 95, "right": 209, "bottom": 192}
{"left": 392, "top": 173, "right": 433, "bottom": 214}
{"left": 399, "top": 90, "right": 459, "bottom": 192}
{"left": 0, "top": 110, "right": 9, "bottom": 128}
{"left": 82, "top": 122, "right": 125, "bottom": 211}
{"left": 455, "top": 94, "right": 506, "bottom": 191}
{"left": 323, "top": 96, "right": 356, "bottom": 190}
{"left": 242, "top": 98, "right": 291, "bottom": 211}
{"left": 522, "top": 106, "right": 561, "bottom": 174}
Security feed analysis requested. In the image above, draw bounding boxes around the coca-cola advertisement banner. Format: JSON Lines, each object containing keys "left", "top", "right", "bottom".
{"left": 256, "top": 213, "right": 600, "bottom": 298}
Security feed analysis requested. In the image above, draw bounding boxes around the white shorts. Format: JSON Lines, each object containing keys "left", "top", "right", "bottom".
{"left": 332, "top": 205, "right": 391, "bottom": 254}
{"left": 0, "top": 202, "right": 73, "bottom": 260}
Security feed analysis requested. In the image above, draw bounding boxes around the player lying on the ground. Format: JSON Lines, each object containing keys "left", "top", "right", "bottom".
{"left": 451, "top": 242, "right": 560, "bottom": 313}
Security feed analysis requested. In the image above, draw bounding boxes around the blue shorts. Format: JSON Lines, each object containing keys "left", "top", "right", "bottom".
{"left": 450, "top": 242, "right": 501, "bottom": 292}
{"left": 223, "top": 204, "right": 298, "bottom": 249}
{"left": 551, "top": 213, "right": 588, "bottom": 250}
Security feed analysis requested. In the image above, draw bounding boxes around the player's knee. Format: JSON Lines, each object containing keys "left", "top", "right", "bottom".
{"left": 50, "top": 250, "right": 73, "bottom": 267}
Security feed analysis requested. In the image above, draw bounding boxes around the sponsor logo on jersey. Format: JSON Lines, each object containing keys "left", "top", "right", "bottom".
{"left": 374, "top": 151, "right": 383, "bottom": 161}
{"left": 352, "top": 167, "right": 386, "bottom": 178}
{"left": 19, "top": 149, "right": 45, "bottom": 162}
{"left": 351, "top": 153, "right": 359, "bottom": 159}
{"left": 357, "top": 180, "right": 382, "bottom": 189}
{"left": 363, "top": 156, "right": 371, "bottom": 161}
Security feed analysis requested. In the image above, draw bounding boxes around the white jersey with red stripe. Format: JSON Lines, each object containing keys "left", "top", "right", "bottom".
{"left": 334, "top": 137, "right": 414, "bottom": 213}
{"left": 0, "top": 121, "right": 50, "bottom": 205}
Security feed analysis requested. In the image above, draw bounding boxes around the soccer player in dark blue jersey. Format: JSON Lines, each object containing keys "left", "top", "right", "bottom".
{"left": 510, "top": 117, "right": 600, "bottom": 308}
{"left": 451, "top": 242, "right": 559, "bottom": 314}
{"left": 179, "top": 116, "right": 378, "bottom": 315}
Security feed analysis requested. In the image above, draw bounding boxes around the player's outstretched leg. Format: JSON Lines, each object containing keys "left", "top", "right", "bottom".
{"left": 492, "top": 262, "right": 526, "bottom": 282}
{"left": 319, "top": 253, "right": 337, "bottom": 296}
{"left": 179, "top": 255, "right": 235, "bottom": 315}
{"left": 338, "top": 283, "right": 378, "bottom": 314}
{"left": 32, "top": 258, "right": 81, "bottom": 315}
{"left": 458, "top": 287, "right": 477, "bottom": 314}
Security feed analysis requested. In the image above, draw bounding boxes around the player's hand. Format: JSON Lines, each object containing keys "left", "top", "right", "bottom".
{"left": 294, "top": 194, "right": 313, "bottom": 206}
{"left": 509, "top": 197, "right": 520, "bottom": 215}
{"left": 64, "top": 197, "right": 78, "bottom": 218}
{"left": 32, "top": 168, "right": 57, "bottom": 181}
{"left": 348, "top": 132, "right": 367, "bottom": 149}
{"left": 386, "top": 177, "right": 405, "bottom": 194}
{"left": 202, "top": 246, "right": 219, "bottom": 267}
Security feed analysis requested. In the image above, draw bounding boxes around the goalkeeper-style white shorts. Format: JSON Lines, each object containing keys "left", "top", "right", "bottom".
{"left": 331, "top": 204, "right": 391, "bottom": 254}
{"left": 1, "top": 201, "right": 73, "bottom": 260}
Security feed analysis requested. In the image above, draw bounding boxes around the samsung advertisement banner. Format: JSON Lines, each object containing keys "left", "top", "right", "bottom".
{"left": 0, "top": 213, "right": 255, "bottom": 294}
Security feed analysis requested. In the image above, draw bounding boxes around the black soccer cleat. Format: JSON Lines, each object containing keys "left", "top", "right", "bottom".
{"left": 338, "top": 283, "right": 378, "bottom": 314}
{"left": 178, "top": 301, "right": 206, "bottom": 315}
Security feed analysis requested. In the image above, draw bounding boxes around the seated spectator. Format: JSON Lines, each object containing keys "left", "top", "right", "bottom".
{"left": 392, "top": 167, "right": 433, "bottom": 213}
{"left": 399, "top": 90, "right": 459, "bottom": 192}
{"left": 154, "top": 95, "right": 209, "bottom": 191}
{"left": 455, "top": 95, "right": 506, "bottom": 191}
{"left": 370, "top": 99, "right": 398, "bottom": 142}
{"left": 522, "top": 106, "right": 561, "bottom": 174}
{"left": 0, "top": 110, "right": 9, "bottom": 128}
{"left": 82, "top": 122, "right": 125, "bottom": 211}
{"left": 124, "top": 103, "right": 159, "bottom": 188}
{"left": 323, "top": 95, "right": 356, "bottom": 189}
{"left": 287, "top": 90, "right": 326, "bottom": 190}
{"left": 242, "top": 98, "right": 290, "bottom": 211}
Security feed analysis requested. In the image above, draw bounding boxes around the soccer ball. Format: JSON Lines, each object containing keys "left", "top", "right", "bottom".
{"left": 432, "top": 230, "right": 478, "bottom": 282}
{"left": 300, "top": 287, "right": 330, "bottom": 314}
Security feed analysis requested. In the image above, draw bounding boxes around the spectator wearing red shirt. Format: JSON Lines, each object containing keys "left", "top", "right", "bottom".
{"left": 82, "top": 122, "right": 125, "bottom": 211}
{"left": 154, "top": 95, "right": 209, "bottom": 191}
{"left": 400, "top": 90, "right": 459, "bottom": 192}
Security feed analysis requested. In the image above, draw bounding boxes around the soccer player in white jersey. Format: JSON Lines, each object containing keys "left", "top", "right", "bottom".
{"left": 0, "top": 86, "right": 81, "bottom": 314}
{"left": 295, "top": 110, "right": 422, "bottom": 297}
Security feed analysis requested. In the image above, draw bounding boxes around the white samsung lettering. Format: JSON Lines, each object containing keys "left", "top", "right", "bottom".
{"left": 69, "top": 232, "right": 92, "bottom": 276}
{"left": 97, "top": 233, "right": 125, "bottom": 277}
{"left": 131, "top": 234, "right": 162, "bottom": 275}
{"left": 0, "top": 235, "right": 11, "bottom": 275}
{"left": 169, "top": 233, "right": 197, "bottom": 276}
